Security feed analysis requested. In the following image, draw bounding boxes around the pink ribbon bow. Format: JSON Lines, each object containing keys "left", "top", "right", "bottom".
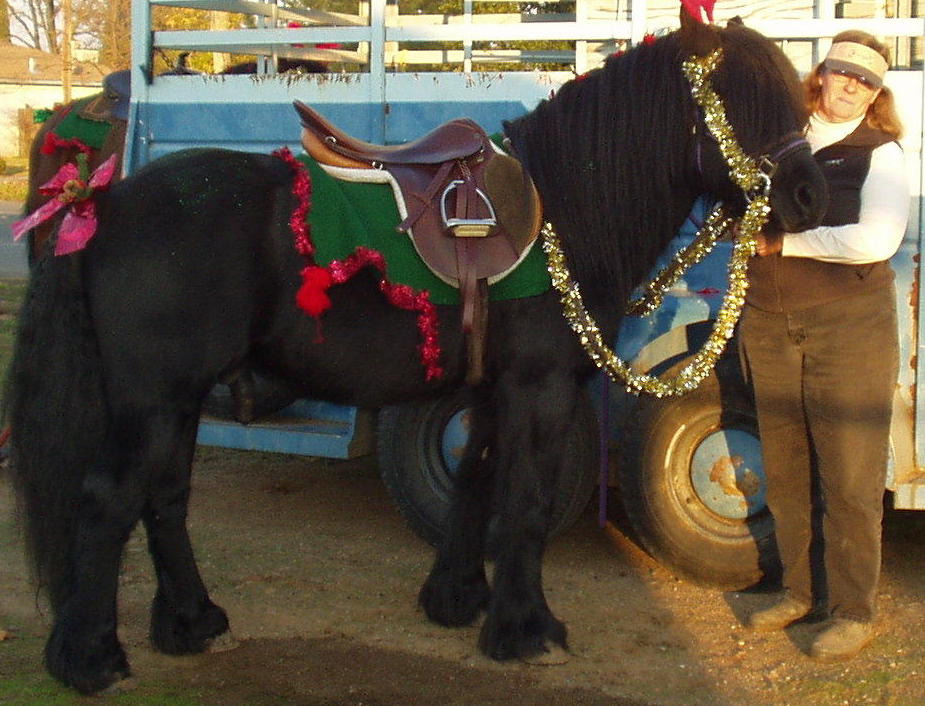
{"left": 11, "top": 153, "right": 118, "bottom": 256}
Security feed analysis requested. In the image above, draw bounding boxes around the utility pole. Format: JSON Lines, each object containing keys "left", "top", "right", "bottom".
{"left": 62, "top": 0, "right": 73, "bottom": 103}
{"left": 210, "top": 10, "right": 229, "bottom": 73}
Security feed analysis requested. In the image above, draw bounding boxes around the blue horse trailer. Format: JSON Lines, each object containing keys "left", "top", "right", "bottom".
{"left": 126, "top": 0, "right": 925, "bottom": 587}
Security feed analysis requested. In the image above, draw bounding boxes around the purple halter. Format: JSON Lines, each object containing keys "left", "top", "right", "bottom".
{"left": 694, "top": 127, "right": 810, "bottom": 201}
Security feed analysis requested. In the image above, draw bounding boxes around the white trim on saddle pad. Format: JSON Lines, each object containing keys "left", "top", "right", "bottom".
{"left": 317, "top": 152, "right": 539, "bottom": 288}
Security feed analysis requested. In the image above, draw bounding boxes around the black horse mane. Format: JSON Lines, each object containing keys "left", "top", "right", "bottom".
{"left": 504, "top": 23, "right": 805, "bottom": 304}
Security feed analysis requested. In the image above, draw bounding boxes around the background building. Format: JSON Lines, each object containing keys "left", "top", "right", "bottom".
{"left": 0, "top": 42, "right": 108, "bottom": 157}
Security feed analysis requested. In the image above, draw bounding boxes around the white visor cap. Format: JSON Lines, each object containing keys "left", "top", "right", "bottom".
{"left": 823, "top": 41, "right": 889, "bottom": 88}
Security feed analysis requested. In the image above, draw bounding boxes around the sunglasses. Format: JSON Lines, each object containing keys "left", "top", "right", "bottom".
{"left": 827, "top": 68, "right": 878, "bottom": 90}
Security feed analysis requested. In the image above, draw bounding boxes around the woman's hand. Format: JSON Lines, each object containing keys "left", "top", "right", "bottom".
{"left": 755, "top": 230, "right": 783, "bottom": 257}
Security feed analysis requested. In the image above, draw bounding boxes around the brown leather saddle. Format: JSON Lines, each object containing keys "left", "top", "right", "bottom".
{"left": 294, "top": 100, "right": 543, "bottom": 383}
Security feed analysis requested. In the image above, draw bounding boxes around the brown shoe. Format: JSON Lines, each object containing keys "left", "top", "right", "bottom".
{"left": 746, "top": 595, "right": 812, "bottom": 632}
{"left": 809, "top": 619, "right": 874, "bottom": 662}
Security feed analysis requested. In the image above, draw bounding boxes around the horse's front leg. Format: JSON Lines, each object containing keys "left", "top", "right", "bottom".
{"left": 419, "top": 396, "right": 493, "bottom": 626}
{"left": 144, "top": 411, "right": 231, "bottom": 656}
{"left": 477, "top": 375, "right": 577, "bottom": 662}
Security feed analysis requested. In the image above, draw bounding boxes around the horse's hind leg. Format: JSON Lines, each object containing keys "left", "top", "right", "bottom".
{"left": 419, "top": 396, "right": 493, "bottom": 626}
{"left": 45, "top": 407, "right": 227, "bottom": 694}
{"left": 144, "top": 411, "right": 231, "bottom": 655}
{"left": 44, "top": 422, "right": 148, "bottom": 694}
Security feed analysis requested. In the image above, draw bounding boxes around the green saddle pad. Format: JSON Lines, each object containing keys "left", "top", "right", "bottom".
{"left": 299, "top": 154, "right": 551, "bottom": 306}
{"left": 49, "top": 95, "right": 113, "bottom": 151}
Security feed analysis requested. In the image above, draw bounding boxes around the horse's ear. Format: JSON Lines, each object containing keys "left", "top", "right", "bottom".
{"left": 678, "top": 5, "right": 721, "bottom": 57}
{"left": 727, "top": 15, "right": 745, "bottom": 27}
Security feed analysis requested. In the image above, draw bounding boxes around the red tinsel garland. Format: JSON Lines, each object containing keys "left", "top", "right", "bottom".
{"left": 272, "top": 147, "right": 443, "bottom": 381}
{"left": 328, "top": 247, "right": 443, "bottom": 381}
{"left": 41, "top": 132, "right": 93, "bottom": 156}
{"left": 272, "top": 147, "right": 314, "bottom": 256}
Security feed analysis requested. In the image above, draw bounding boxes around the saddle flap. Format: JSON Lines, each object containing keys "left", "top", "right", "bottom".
{"left": 482, "top": 153, "right": 543, "bottom": 256}
{"left": 407, "top": 153, "right": 542, "bottom": 285}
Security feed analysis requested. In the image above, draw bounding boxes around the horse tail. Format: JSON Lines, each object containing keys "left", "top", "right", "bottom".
{"left": 4, "top": 250, "right": 108, "bottom": 611}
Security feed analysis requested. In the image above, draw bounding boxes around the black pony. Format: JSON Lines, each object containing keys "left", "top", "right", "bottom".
{"left": 7, "top": 13, "right": 827, "bottom": 694}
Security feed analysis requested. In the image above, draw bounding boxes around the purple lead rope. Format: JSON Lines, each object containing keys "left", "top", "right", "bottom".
{"left": 598, "top": 373, "right": 610, "bottom": 527}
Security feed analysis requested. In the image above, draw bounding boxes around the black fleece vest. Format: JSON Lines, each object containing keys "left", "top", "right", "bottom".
{"left": 746, "top": 122, "right": 896, "bottom": 313}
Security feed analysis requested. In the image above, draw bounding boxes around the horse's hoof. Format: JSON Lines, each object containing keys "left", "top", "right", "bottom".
{"left": 150, "top": 595, "right": 230, "bottom": 655}
{"left": 45, "top": 622, "right": 131, "bottom": 695}
{"left": 478, "top": 605, "right": 568, "bottom": 662}
{"left": 206, "top": 631, "right": 239, "bottom": 653}
{"left": 57, "top": 663, "right": 132, "bottom": 696}
{"left": 101, "top": 676, "right": 137, "bottom": 694}
{"left": 47, "top": 654, "right": 131, "bottom": 695}
{"left": 418, "top": 565, "right": 490, "bottom": 627}
{"left": 521, "top": 642, "right": 570, "bottom": 665}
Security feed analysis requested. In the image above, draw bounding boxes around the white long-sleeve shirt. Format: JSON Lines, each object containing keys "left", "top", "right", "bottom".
{"left": 781, "top": 113, "right": 910, "bottom": 264}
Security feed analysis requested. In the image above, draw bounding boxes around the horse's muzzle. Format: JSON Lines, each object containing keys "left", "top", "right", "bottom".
{"left": 769, "top": 145, "right": 829, "bottom": 232}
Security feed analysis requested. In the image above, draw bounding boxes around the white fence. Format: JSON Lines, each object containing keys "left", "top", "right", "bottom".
{"left": 129, "top": 0, "right": 923, "bottom": 225}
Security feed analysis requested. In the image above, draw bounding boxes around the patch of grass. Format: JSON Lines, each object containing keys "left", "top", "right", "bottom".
{"left": 0, "top": 180, "right": 27, "bottom": 203}
{"left": 0, "top": 673, "right": 95, "bottom": 706}
{"left": 0, "top": 279, "right": 27, "bottom": 310}
{"left": 0, "top": 675, "right": 79, "bottom": 706}
{"left": 0, "top": 280, "right": 27, "bottom": 383}
{"left": 1, "top": 155, "right": 29, "bottom": 202}
{"left": 0, "top": 634, "right": 206, "bottom": 706}
{"left": 0, "top": 675, "right": 207, "bottom": 706}
{"left": 2, "top": 155, "right": 27, "bottom": 172}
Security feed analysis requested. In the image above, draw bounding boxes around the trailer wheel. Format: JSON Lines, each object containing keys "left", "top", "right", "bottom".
{"left": 619, "top": 357, "right": 780, "bottom": 589}
{"left": 377, "top": 389, "right": 598, "bottom": 547}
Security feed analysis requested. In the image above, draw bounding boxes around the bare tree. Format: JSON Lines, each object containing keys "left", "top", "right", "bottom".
{"left": 9, "top": 0, "right": 45, "bottom": 48}
{"left": 75, "top": 0, "right": 130, "bottom": 67}
{"left": 101, "top": 0, "right": 131, "bottom": 68}
{"left": 0, "top": 0, "right": 11, "bottom": 43}
{"left": 41, "top": 0, "right": 55, "bottom": 50}
{"left": 8, "top": 0, "right": 131, "bottom": 68}
{"left": 8, "top": 0, "right": 58, "bottom": 50}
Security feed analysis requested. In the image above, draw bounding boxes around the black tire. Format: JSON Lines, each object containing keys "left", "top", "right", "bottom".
{"left": 619, "top": 356, "right": 780, "bottom": 589}
{"left": 377, "top": 388, "right": 599, "bottom": 547}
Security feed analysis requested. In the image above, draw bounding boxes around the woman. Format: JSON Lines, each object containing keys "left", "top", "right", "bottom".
{"left": 739, "top": 31, "right": 909, "bottom": 661}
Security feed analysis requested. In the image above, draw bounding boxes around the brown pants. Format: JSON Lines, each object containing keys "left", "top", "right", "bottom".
{"left": 740, "top": 285, "right": 898, "bottom": 622}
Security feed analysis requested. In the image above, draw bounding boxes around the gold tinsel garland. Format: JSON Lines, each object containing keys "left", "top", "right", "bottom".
{"left": 624, "top": 204, "right": 734, "bottom": 317}
{"left": 543, "top": 48, "right": 772, "bottom": 397}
